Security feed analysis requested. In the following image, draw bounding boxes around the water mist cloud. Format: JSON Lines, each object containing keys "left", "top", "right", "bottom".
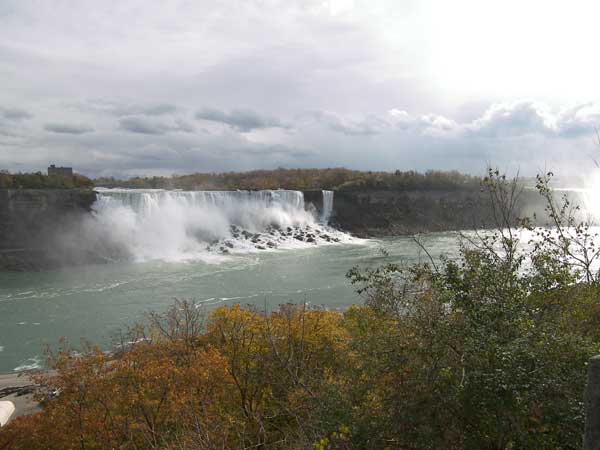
{"left": 86, "top": 189, "right": 349, "bottom": 263}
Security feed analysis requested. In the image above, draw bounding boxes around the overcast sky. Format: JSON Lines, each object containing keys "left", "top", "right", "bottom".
{"left": 1, "top": 0, "right": 599, "bottom": 178}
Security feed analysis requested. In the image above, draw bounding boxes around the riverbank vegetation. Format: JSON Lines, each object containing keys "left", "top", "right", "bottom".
{"left": 1, "top": 170, "right": 599, "bottom": 449}
{"left": 0, "top": 171, "right": 93, "bottom": 189}
{"left": 94, "top": 168, "right": 482, "bottom": 191}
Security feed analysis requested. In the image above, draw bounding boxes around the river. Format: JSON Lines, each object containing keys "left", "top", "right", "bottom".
{"left": 0, "top": 232, "right": 464, "bottom": 373}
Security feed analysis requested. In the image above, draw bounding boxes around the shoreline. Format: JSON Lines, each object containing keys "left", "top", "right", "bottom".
{"left": 0, "top": 373, "right": 41, "bottom": 424}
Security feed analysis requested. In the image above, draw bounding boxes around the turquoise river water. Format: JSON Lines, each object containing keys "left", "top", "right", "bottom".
{"left": 0, "top": 233, "right": 462, "bottom": 373}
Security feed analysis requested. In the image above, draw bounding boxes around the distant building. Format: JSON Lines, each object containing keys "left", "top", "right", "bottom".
{"left": 48, "top": 164, "right": 73, "bottom": 177}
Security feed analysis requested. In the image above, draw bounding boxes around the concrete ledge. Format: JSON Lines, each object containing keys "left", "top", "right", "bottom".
{"left": 585, "top": 355, "right": 600, "bottom": 449}
{"left": 0, "top": 373, "right": 41, "bottom": 421}
{"left": 0, "top": 400, "right": 15, "bottom": 426}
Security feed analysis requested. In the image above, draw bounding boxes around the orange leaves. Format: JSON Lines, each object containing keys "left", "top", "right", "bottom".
{"left": 207, "top": 304, "right": 349, "bottom": 385}
{"left": 0, "top": 302, "right": 377, "bottom": 449}
{"left": 1, "top": 337, "right": 236, "bottom": 449}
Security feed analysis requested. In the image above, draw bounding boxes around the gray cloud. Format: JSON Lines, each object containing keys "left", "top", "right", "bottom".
{"left": 119, "top": 117, "right": 166, "bottom": 135}
{"left": 3, "top": 125, "right": 320, "bottom": 178}
{"left": 307, "top": 109, "right": 459, "bottom": 137}
{"left": 119, "top": 116, "right": 194, "bottom": 135}
{"left": 195, "top": 108, "right": 288, "bottom": 132}
{"left": 0, "top": 127, "right": 20, "bottom": 138}
{"left": 0, "top": 99, "right": 597, "bottom": 178}
{"left": 115, "top": 104, "right": 177, "bottom": 116}
{"left": 304, "top": 111, "right": 386, "bottom": 136}
{"left": 1, "top": 107, "right": 31, "bottom": 121}
{"left": 44, "top": 123, "right": 94, "bottom": 134}
{"left": 83, "top": 101, "right": 178, "bottom": 117}
{"left": 0, "top": 98, "right": 597, "bottom": 178}
{"left": 173, "top": 119, "right": 195, "bottom": 133}
{"left": 0, "top": 107, "right": 31, "bottom": 138}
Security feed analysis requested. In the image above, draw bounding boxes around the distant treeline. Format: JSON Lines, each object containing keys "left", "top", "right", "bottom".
{"left": 94, "top": 168, "right": 482, "bottom": 191}
{"left": 0, "top": 171, "right": 94, "bottom": 189}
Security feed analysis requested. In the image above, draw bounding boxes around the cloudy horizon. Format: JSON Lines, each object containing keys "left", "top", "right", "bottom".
{"left": 1, "top": 0, "right": 600, "bottom": 178}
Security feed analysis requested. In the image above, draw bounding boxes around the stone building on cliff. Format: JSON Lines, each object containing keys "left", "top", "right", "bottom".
{"left": 47, "top": 164, "right": 73, "bottom": 177}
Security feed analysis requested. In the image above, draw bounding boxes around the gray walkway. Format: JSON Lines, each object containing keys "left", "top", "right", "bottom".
{"left": 0, "top": 373, "right": 40, "bottom": 424}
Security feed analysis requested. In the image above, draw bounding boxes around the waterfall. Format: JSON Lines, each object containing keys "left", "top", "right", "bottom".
{"left": 95, "top": 189, "right": 306, "bottom": 219}
{"left": 91, "top": 188, "right": 347, "bottom": 262}
{"left": 321, "top": 190, "right": 334, "bottom": 224}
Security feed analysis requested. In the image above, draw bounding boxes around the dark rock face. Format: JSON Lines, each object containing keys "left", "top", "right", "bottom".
{"left": 303, "top": 190, "right": 324, "bottom": 212}
{"left": 0, "top": 189, "right": 97, "bottom": 271}
{"left": 308, "top": 189, "right": 553, "bottom": 238}
{"left": 0, "top": 186, "right": 575, "bottom": 270}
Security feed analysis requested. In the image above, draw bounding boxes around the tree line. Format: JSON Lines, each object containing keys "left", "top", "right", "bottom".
{"left": 0, "top": 171, "right": 93, "bottom": 189}
{"left": 94, "top": 168, "right": 482, "bottom": 191}
{"left": 0, "top": 168, "right": 482, "bottom": 191}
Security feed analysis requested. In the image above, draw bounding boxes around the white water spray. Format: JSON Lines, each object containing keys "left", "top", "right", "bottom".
{"left": 92, "top": 188, "right": 350, "bottom": 263}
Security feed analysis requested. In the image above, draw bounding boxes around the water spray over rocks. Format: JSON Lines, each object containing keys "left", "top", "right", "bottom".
{"left": 93, "top": 189, "right": 351, "bottom": 262}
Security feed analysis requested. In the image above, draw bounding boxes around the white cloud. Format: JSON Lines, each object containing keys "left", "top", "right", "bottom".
{"left": 317, "top": 101, "right": 600, "bottom": 140}
{"left": 467, "top": 101, "right": 557, "bottom": 137}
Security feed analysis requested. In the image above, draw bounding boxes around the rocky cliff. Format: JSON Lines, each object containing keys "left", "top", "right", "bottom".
{"left": 0, "top": 187, "right": 576, "bottom": 271}
{"left": 0, "top": 189, "right": 96, "bottom": 270}
{"left": 305, "top": 188, "right": 552, "bottom": 237}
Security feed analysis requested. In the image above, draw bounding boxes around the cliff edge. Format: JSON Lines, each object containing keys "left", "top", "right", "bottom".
{"left": 0, "top": 189, "right": 96, "bottom": 271}
{"left": 305, "top": 188, "right": 551, "bottom": 237}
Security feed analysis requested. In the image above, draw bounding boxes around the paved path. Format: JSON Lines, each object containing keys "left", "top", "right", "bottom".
{"left": 0, "top": 373, "right": 41, "bottom": 424}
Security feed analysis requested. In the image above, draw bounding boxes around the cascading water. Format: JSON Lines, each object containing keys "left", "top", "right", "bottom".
{"left": 321, "top": 190, "right": 334, "bottom": 224}
{"left": 92, "top": 188, "right": 349, "bottom": 262}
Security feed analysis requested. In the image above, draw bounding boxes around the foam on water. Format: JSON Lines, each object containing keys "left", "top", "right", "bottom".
{"left": 13, "top": 356, "right": 41, "bottom": 372}
{"left": 93, "top": 188, "right": 354, "bottom": 263}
